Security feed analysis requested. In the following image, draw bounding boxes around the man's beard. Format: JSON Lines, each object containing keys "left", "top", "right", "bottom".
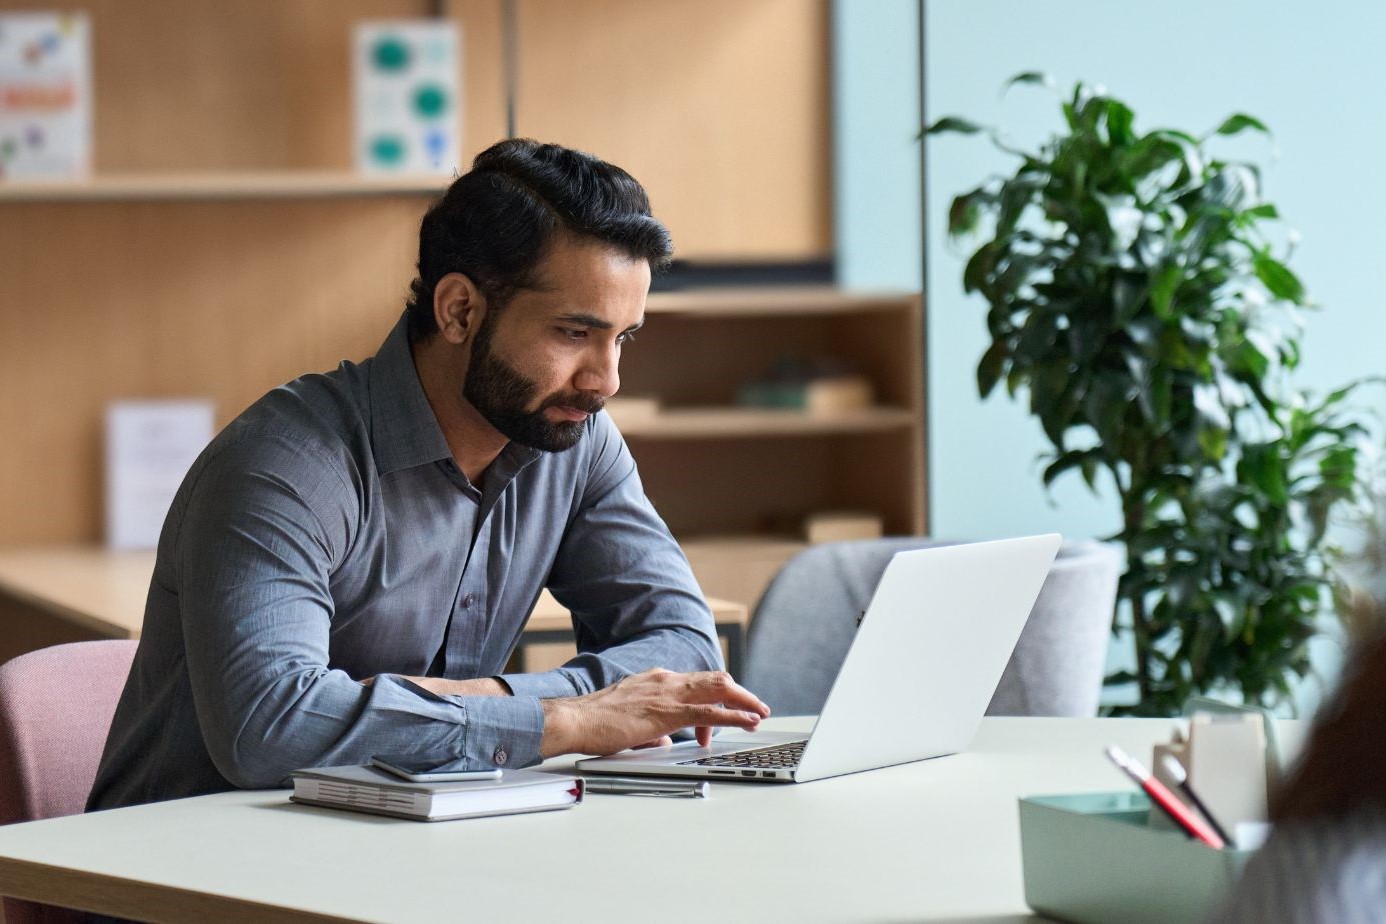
{"left": 462, "top": 317, "right": 603, "bottom": 453}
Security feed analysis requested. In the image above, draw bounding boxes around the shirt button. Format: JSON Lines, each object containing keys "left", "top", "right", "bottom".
{"left": 461, "top": 593, "right": 476, "bottom": 609}
{"left": 492, "top": 747, "right": 508, "bottom": 766}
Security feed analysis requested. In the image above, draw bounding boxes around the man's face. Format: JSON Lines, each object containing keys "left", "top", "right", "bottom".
{"left": 462, "top": 235, "right": 649, "bottom": 452}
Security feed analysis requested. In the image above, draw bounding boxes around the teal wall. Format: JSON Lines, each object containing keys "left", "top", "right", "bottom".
{"left": 834, "top": 1, "right": 1386, "bottom": 708}
{"left": 832, "top": 0, "right": 922, "bottom": 292}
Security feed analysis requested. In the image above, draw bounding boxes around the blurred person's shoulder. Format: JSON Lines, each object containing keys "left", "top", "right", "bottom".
{"left": 1209, "top": 809, "right": 1386, "bottom": 924}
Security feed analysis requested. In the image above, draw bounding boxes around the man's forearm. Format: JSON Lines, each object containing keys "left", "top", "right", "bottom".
{"left": 386, "top": 676, "right": 511, "bottom": 698}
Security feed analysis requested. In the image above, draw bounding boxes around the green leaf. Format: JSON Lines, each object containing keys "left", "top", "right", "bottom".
{"left": 1147, "top": 129, "right": 1206, "bottom": 182}
{"left": 1081, "top": 456, "right": 1101, "bottom": 489}
{"left": 962, "top": 243, "right": 999, "bottom": 293}
{"left": 948, "top": 191, "right": 983, "bottom": 235}
{"left": 1112, "top": 275, "right": 1145, "bottom": 325}
{"left": 925, "top": 116, "right": 984, "bottom": 136}
{"left": 1243, "top": 203, "right": 1279, "bottom": 220}
{"left": 977, "top": 341, "right": 1008, "bottom": 398}
{"left": 1004, "top": 71, "right": 1055, "bottom": 92}
{"left": 1239, "top": 445, "right": 1289, "bottom": 505}
{"left": 1214, "top": 113, "right": 1271, "bottom": 137}
{"left": 1105, "top": 100, "right": 1136, "bottom": 146}
{"left": 1254, "top": 255, "right": 1306, "bottom": 303}
{"left": 1150, "top": 264, "right": 1181, "bottom": 319}
{"left": 1230, "top": 339, "right": 1270, "bottom": 381}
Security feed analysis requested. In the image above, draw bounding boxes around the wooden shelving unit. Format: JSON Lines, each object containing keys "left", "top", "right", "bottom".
{"left": 0, "top": 0, "right": 915, "bottom": 621}
{"left": 616, "top": 288, "right": 926, "bottom": 608}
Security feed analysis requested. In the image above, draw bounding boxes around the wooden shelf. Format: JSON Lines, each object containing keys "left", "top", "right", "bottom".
{"left": 645, "top": 287, "right": 916, "bottom": 317}
{"left": 612, "top": 406, "right": 917, "bottom": 439}
{"left": 0, "top": 171, "right": 448, "bottom": 203}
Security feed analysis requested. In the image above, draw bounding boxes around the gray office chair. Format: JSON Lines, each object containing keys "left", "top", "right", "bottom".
{"left": 740, "top": 538, "right": 1121, "bottom": 717}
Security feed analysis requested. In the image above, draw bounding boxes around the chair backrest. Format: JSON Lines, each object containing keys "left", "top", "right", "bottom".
{"left": 741, "top": 538, "right": 1120, "bottom": 717}
{"left": 0, "top": 639, "right": 137, "bottom": 924}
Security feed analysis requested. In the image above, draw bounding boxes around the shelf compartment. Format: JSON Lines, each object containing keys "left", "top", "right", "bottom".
{"left": 645, "top": 287, "right": 918, "bottom": 318}
{"left": 614, "top": 406, "right": 916, "bottom": 439}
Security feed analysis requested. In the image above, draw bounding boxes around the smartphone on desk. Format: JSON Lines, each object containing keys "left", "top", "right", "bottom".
{"left": 370, "top": 755, "right": 503, "bottom": 783}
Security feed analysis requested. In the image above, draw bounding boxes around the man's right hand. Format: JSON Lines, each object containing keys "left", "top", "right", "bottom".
{"left": 539, "top": 668, "right": 770, "bottom": 758}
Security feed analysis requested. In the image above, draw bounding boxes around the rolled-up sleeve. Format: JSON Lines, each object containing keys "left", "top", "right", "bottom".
{"left": 178, "top": 436, "right": 544, "bottom": 785}
{"left": 501, "top": 418, "right": 722, "bottom": 696}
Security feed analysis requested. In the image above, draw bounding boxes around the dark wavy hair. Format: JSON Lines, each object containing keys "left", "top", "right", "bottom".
{"left": 405, "top": 139, "right": 674, "bottom": 341}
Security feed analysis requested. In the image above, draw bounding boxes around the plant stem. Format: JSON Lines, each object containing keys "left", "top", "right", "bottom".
{"left": 1124, "top": 492, "right": 1151, "bottom": 705}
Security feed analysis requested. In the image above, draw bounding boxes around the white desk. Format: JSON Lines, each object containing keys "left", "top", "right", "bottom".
{"left": 0, "top": 716, "right": 1300, "bottom": 923}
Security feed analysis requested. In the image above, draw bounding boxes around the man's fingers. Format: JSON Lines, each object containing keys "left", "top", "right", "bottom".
{"left": 686, "top": 704, "right": 763, "bottom": 730}
{"left": 681, "top": 671, "right": 771, "bottom": 716}
{"left": 633, "top": 736, "right": 674, "bottom": 750}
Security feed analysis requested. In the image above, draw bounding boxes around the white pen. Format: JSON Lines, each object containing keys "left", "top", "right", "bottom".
{"left": 583, "top": 777, "right": 711, "bottom": 798}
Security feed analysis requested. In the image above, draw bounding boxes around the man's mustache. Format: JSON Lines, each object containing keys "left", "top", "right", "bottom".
{"left": 541, "top": 393, "right": 606, "bottom": 415}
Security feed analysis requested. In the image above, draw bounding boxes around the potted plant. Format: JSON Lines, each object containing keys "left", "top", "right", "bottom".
{"left": 927, "top": 75, "right": 1372, "bottom": 716}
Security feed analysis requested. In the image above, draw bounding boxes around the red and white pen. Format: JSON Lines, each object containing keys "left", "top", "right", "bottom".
{"left": 1105, "top": 745, "right": 1226, "bottom": 849}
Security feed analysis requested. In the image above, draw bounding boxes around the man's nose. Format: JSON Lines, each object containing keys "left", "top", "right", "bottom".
{"left": 575, "top": 343, "right": 620, "bottom": 398}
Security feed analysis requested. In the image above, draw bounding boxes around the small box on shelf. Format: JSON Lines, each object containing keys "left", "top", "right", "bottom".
{"left": 802, "top": 376, "right": 874, "bottom": 414}
{"left": 802, "top": 511, "right": 883, "bottom": 545}
{"left": 737, "top": 374, "right": 874, "bottom": 415}
{"left": 679, "top": 535, "right": 808, "bottom": 611}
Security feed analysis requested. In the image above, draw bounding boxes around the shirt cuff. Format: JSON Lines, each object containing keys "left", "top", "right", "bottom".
{"left": 457, "top": 694, "right": 546, "bottom": 769}
{"left": 497, "top": 668, "right": 586, "bottom": 699}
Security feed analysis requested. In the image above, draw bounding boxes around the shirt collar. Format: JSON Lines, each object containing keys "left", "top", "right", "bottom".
{"left": 367, "top": 312, "right": 544, "bottom": 479}
{"left": 368, "top": 312, "right": 455, "bottom": 475}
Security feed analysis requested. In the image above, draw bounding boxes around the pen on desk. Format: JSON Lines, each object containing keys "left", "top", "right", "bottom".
{"left": 582, "top": 777, "right": 711, "bottom": 799}
{"left": 1105, "top": 745, "right": 1225, "bottom": 849}
{"left": 1159, "top": 754, "right": 1233, "bottom": 846}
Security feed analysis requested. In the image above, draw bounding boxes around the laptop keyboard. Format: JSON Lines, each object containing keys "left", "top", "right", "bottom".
{"left": 677, "top": 740, "right": 807, "bottom": 769}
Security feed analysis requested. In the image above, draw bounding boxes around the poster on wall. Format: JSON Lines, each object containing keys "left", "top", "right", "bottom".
{"left": 0, "top": 12, "right": 91, "bottom": 181}
{"left": 354, "top": 20, "right": 461, "bottom": 175}
{"left": 105, "top": 400, "right": 216, "bottom": 551}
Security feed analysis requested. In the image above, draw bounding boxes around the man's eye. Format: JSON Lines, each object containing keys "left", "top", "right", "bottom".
{"left": 617, "top": 331, "right": 637, "bottom": 345}
{"left": 558, "top": 327, "right": 586, "bottom": 341}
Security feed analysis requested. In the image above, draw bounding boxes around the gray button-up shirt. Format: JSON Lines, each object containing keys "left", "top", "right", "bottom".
{"left": 88, "top": 312, "right": 720, "bottom": 810}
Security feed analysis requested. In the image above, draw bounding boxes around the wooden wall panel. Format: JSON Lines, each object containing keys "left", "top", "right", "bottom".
{"left": 0, "top": 0, "right": 508, "bottom": 171}
{"left": 513, "top": 0, "right": 831, "bottom": 260}
{"left": 0, "top": 197, "right": 431, "bottom": 543}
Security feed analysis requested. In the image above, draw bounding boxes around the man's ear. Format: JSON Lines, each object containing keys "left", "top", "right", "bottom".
{"left": 432, "top": 272, "right": 488, "bottom": 346}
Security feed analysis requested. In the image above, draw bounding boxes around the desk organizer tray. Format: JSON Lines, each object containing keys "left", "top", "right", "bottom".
{"left": 1018, "top": 792, "right": 1254, "bottom": 924}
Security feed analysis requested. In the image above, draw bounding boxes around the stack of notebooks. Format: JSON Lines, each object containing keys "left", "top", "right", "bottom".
{"left": 290, "top": 765, "right": 584, "bottom": 822}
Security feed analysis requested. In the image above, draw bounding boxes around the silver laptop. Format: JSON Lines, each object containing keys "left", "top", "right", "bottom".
{"left": 577, "top": 534, "right": 1062, "bottom": 784}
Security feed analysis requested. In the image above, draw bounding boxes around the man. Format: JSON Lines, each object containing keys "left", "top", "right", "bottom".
{"left": 88, "top": 139, "right": 769, "bottom": 811}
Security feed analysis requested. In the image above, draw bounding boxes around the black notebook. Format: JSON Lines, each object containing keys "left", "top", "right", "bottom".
{"left": 290, "top": 765, "right": 584, "bottom": 822}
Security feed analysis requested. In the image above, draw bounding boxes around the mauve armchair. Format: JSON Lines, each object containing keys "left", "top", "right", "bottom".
{"left": 0, "top": 639, "right": 137, "bottom": 924}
